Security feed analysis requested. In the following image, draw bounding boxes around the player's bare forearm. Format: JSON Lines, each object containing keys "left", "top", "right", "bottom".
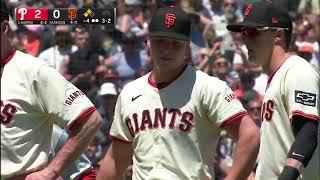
{"left": 97, "top": 141, "right": 133, "bottom": 180}
{"left": 46, "top": 110, "right": 102, "bottom": 177}
{"left": 224, "top": 115, "right": 260, "bottom": 180}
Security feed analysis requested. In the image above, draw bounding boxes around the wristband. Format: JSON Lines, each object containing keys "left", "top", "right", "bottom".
{"left": 279, "top": 166, "right": 300, "bottom": 180}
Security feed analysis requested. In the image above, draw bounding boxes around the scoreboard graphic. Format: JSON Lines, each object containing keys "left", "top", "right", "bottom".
{"left": 15, "top": 8, "right": 116, "bottom": 26}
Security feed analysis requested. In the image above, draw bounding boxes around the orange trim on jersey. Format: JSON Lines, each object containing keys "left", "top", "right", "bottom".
{"left": 68, "top": 106, "right": 96, "bottom": 130}
{"left": 219, "top": 111, "right": 248, "bottom": 129}
{"left": 267, "top": 55, "right": 292, "bottom": 84}
{"left": 109, "top": 135, "right": 132, "bottom": 144}
{"left": 291, "top": 110, "right": 320, "bottom": 121}
{"left": 1, "top": 49, "right": 16, "bottom": 68}
{"left": 148, "top": 64, "right": 188, "bottom": 90}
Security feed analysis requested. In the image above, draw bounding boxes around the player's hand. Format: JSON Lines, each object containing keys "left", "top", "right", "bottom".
{"left": 24, "top": 168, "right": 63, "bottom": 180}
{"left": 208, "top": 41, "right": 221, "bottom": 61}
{"left": 232, "top": 41, "right": 243, "bottom": 55}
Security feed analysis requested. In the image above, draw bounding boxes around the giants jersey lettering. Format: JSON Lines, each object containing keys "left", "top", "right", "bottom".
{"left": 1, "top": 50, "right": 95, "bottom": 178}
{"left": 256, "top": 56, "right": 320, "bottom": 180}
{"left": 110, "top": 65, "right": 248, "bottom": 179}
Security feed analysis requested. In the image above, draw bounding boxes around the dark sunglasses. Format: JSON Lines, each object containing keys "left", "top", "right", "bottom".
{"left": 241, "top": 27, "right": 289, "bottom": 39}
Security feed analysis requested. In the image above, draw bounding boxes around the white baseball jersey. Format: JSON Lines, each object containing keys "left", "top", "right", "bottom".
{"left": 256, "top": 55, "right": 320, "bottom": 180}
{"left": 110, "top": 65, "right": 248, "bottom": 180}
{"left": 1, "top": 50, "right": 95, "bottom": 178}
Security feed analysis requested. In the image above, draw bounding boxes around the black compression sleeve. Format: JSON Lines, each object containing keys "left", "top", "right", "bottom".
{"left": 289, "top": 115, "right": 319, "bottom": 167}
{"left": 279, "top": 166, "right": 300, "bottom": 180}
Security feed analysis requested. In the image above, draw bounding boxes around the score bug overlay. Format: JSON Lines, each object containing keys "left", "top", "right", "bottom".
{"left": 15, "top": 8, "right": 116, "bottom": 26}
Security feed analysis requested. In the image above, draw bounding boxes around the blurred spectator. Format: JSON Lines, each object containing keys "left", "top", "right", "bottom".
{"left": 38, "top": 25, "right": 78, "bottom": 71}
{"left": 195, "top": 47, "right": 211, "bottom": 72}
{"left": 20, "top": 25, "right": 44, "bottom": 56}
{"left": 103, "top": 66, "right": 121, "bottom": 88}
{"left": 39, "top": 26, "right": 55, "bottom": 53}
{"left": 298, "top": 0, "right": 320, "bottom": 14}
{"left": 269, "top": 0, "right": 301, "bottom": 13}
{"left": 96, "top": 82, "right": 118, "bottom": 148}
{"left": 231, "top": 32, "right": 248, "bottom": 73}
{"left": 85, "top": 136, "right": 103, "bottom": 166}
{"left": 202, "top": 0, "right": 224, "bottom": 20}
{"left": 104, "top": 32, "right": 149, "bottom": 86}
{"left": 88, "top": 65, "right": 121, "bottom": 107}
{"left": 60, "top": 26, "right": 103, "bottom": 94}
{"left": 196, "top": 39, "right": 222, "bottom": 74}
{"left": 87, "top": 65, "right": 109, "bottom": 105}
{"left": 144, "top": 0, "right": 157, "bottom": 17}
{"left": 222, "top": 0, "right": 241, "bottom": 23}
{"left": 6, "top": 0, "right": 319, "bottom": 178}
{"left": 102, "top": 31, "right": 122, "bottom": 57}
{"left": 233, "top": 70, "right": 261, "bottom": 100}
{"left": 227, "top": 70, "right": 241, "bottom": 90}
{"left": 296, "top": 41, "right": 314, "bottom": 61}
{"left": 214, "top": 130, "right": 236, "bottom": 180}
{"left": 296, "top": 40, "right": 320, "bottom": 69}
{"left": 210, "top": 0, "right": 242, "bottom": 53}
{"left": 179, "top": 0, "right": 211, "bottom": 63}
{"left": 250, "top": 64, "right": 268, "bottom": 96}
{"left": 212, "top": 56, "right": 230, "bottom": 81}
{"left": 246, "top": 97, "right": 262, "bottom": 127}
{"left": 117, "top": 0, "right": 148, "bottom": 37}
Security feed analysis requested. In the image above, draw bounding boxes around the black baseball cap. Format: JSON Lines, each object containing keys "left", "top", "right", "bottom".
{"left": 148, "top": 6, "right": 191, "bottom": 41}
{"left": 1, "top": 0, "right": 9, "bottom": 22}
{"left": 226, "top": 1, "right": 292, "bottom": 32}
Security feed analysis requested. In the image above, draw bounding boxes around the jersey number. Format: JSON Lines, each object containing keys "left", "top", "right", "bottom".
{"left": 1, "top": 101, "right": 17, "bottom": 124}
{"left": 261, "top": 100, "right": 275, "bottom": 122}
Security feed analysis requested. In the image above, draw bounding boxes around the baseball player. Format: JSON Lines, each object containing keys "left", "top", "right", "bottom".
{"left": 0, "top": 1, "right": 102, "bottom": 179}
{"left": 227, "top": 1, "right": 319, "bottom": 180}
{"left": 97, "top": 6, "right": 260, "bottom": 180}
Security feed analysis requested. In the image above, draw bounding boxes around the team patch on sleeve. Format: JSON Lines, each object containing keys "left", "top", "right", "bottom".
{"left": 295, "top": 90, "right": 316, "bottom": 107}
{"left": 224, "top": 93, "right": 236, "bottom": 102}
{"left": 64, "top": 87, "right": 86, "bottom": 106}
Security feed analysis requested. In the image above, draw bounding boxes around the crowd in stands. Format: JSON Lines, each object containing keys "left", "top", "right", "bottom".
{"left": 4, "top": 0, "right": 319, "bottom": 179}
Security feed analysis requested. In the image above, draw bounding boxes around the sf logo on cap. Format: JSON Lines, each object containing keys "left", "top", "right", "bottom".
{"left": 244, "top": 4, "right": 252, "bottom": 16}
{"left": 165, "top": 13, "right": 176, "bottom": 28}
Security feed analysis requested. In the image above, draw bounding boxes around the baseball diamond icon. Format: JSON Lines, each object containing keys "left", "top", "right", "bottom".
{"left": 83, "top": 9, "right": 95, "bottom": 17}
